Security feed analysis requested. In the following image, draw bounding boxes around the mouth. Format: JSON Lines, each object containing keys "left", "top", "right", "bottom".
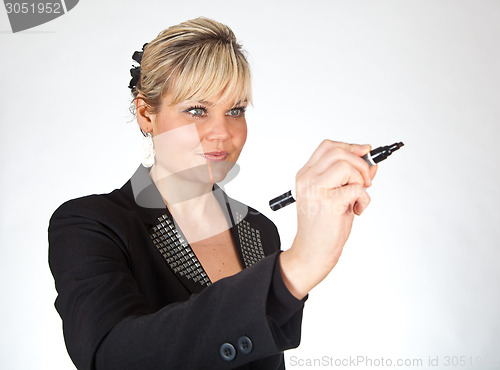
{"left": 198, "top": 151, "right": 230, "bottom": 162}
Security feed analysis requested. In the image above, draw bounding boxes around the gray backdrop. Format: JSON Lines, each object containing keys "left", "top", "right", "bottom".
{"left": 1, "top": 1, "right": 499, "bottom": 369}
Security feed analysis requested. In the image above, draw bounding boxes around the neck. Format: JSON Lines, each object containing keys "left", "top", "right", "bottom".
{"left": 149, "top": 163, "right": 218, "bottom": 218}
{"left": 149, "top": 164, "right": 232, "bottom": 244}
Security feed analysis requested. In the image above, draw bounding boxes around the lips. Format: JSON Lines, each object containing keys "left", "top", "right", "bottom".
{"left": 199, "top": 151, "right": 229, "bottom": 161}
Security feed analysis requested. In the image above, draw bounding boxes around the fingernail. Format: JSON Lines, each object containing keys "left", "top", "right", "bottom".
{"left": 354, "top": 203, "right": 362, "bottom": 215}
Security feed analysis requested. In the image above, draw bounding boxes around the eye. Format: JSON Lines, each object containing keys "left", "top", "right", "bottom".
{"left": 185, "top": 106, "right": 207, "bottom": 117}
{"left": 226, "top": 107, "right": 246, "bottom": 118}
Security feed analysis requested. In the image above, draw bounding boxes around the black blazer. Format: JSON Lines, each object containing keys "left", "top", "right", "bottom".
{"left": 49, "top": 165, "right": 306, "bottom": 370}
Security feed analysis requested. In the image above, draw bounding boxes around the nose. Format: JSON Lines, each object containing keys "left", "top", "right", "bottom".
{"left": 205, "top": 115, "right": 230, "bottom": 142}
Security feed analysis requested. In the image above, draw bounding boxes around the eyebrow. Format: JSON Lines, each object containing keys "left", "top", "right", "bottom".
{"left": 198, "top": 99, "right": 214, "bottom": 106}
{"left": 232, "top": 99, "right": 248, "bottom": 107}
{"left": 196, "top": 99, "right": 248, "bottom": 107}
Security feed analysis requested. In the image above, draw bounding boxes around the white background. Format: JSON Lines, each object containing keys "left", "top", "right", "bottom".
{"left": 1, "top": 1, "right": 499, "bottom": 369}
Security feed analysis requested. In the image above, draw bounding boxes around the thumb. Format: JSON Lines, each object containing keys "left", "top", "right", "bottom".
{"left": 351, "top": 144, "right": 372, "bottom": 156}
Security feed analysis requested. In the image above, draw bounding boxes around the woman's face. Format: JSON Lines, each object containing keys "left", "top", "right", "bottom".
{"left": 150, "top": 93, "right": 248, "bottom": 184}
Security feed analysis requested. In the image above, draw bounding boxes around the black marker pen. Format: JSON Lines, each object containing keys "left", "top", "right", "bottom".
{"left": 269, "top": 142, "right": 404, "bottom": 211}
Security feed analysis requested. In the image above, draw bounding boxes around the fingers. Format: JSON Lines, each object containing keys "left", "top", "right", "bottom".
{"left": 316, "top": 173, "right": 371, "bottom": 216}
{"left": 353, "top": 188, "right": 371, "bottom": 215}
{"left": 327, "top": 184, "right": 371, "bottom": 216}
{"left": 301, "top": 140, "right": 373, "bottom": 188}
{"left": 295, "top": 140, "right": 376, "bottom": 219}
{"left": 305, "top": 140, "right": 371, "bottom": 167}
{"left": 369, "top": 164, "right": 378, "bottom": 181}
{"left": 314, "top": 160, "right": 365, "bottom": 190}
{"left": 297, "top": 165, "right": 370, "bottom": 214}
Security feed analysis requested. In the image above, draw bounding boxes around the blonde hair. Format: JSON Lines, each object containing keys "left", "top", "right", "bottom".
{"left": 131, "top": 17, "right": 252, "bottom": 115}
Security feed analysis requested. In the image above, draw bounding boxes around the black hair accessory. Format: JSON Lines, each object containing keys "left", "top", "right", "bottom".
{"left": 128, "top": 43, "right": 148, "bottom": 91}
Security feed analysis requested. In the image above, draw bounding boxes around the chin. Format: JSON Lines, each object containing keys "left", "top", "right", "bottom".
{"left": 207, "top": 160, "right": 235, "bottom": 183}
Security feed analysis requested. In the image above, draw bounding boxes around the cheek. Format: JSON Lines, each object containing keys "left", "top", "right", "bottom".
{"left": 153, "top": 124, "right": 203, "bottom": 159}
{"left": 233, "top": 123, "right": 247, "bottom": 151}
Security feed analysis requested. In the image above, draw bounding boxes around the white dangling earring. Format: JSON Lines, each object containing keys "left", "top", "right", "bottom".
{"left": 142, "top": 132, "right": 155, "bottom": 167}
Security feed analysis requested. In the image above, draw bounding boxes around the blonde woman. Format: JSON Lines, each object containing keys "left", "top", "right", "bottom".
{"left": 49, "top": 17, "right": 377, "bottom": 370}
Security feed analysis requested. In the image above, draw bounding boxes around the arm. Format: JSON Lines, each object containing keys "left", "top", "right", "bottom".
{"left": 49, "top": 201, "right": 305, "bottom": 370}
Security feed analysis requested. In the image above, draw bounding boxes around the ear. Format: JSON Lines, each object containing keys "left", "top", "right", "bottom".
{"left": 135, "top": 94, "right": 154, "bottom": 134}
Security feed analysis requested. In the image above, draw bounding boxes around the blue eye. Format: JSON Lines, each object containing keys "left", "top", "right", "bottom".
{"left": 227, "top": 107, "right": 246, "bottom": 117}
{"left": 185, "top": 106, "right": 207, "bottom": 117}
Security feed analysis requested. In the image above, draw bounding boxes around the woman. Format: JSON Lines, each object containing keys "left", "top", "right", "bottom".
{"left": 49, "top": 17, "right": 376, "bottom": 370}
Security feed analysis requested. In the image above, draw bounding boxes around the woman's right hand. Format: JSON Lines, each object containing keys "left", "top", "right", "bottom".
{"left": 279, "top": 140, "right": 378, "bottom": 299}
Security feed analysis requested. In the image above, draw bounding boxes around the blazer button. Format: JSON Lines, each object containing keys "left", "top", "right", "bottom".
{"left": 219, "top": 343, "right": 236, "bottom": 361}
{"left": 237, "top": 336, "right": 253, "bottom": 355}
